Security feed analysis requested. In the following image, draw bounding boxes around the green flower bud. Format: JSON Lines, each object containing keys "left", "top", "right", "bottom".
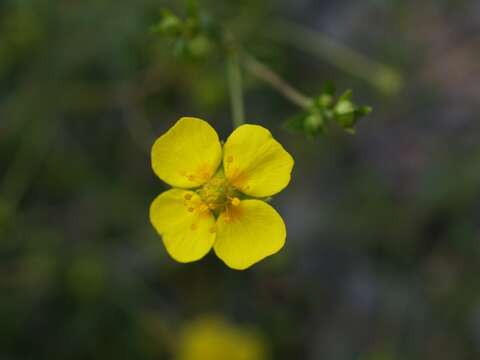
{"left": 305, "top": 113, "right": 325, "bottom": 134}
{"left": 317, "top": 94, "right": 334, "bottom": 108}
{"left": 152, "top": 11, "right": 182, "bottom": 37}
{"left": 188, "top": 34, "right": 212, "bottom": 58}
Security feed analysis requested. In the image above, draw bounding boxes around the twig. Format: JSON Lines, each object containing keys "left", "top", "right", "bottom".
{"left": 226, "top": 52, "right": 245, "bottom": 128}
{"left": 241, "top": 53, "right": 313, "bottom": 110}
{"left": 270, "top": 20, "right": 403, "bottom": 95}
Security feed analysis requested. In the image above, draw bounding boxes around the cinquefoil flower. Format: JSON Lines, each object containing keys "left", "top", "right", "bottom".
{"left": 176, "top": 315, "right": 268, "bottom": 360}
{"left": 150, "top": 117, "right": 294, "bottom": 270}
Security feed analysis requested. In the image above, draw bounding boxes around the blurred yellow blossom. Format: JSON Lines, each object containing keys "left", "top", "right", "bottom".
{"left": 150, "top": 117, "right": 293, "bottom": 270}
{"left": 176, "top": 315, "right": 268, "bottom": 360}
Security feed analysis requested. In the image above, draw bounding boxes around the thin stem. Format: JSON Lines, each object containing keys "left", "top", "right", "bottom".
{"left": 241, "top": 53, "right": 313, "bottom": 110}
{"left": 270, "top": 20, "right": 403, "bottom": 95}
{"left": 226, "top": 52, "right": 245, "bottom": 128}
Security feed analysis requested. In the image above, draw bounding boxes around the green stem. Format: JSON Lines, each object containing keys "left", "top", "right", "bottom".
{"left": 270, "top": 20, "right": 403, "bottom": 95}
{"left": 226, "top": 52, "right": 245, "bottom": 128}
{"left": 242, "top": 53, "right": 313, "bottom": 110}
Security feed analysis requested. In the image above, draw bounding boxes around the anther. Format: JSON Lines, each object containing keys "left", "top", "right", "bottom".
{"left": 184, "top": 193, "right": 193, "bottom": 200}
{"left": 187, "top": 175, "right": 195, "bottom": 181}
{"left": 187, "top": 207, "right": 195, "bottom": 212}
{"left": 226, "top": 155, "right": 233, "bottom": 163}
{"left": 209, "top": 227, "right": 216, "bottom": 234}
{"left": 231, "top": 197, "right": 240, "bottom": 206}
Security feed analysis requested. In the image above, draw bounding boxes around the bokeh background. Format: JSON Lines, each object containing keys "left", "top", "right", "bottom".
{"left": 1, "top": 0, "right": 480, "bottom": 359}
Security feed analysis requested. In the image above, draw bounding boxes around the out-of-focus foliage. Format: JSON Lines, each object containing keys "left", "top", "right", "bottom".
{"left": 152, "top": 4, "right": 372, "bottom": 136}
{"left": 1, "top": 0, "right": 480, "bottom": 359}
{"left": 151, "top": 6, "right": 221, "bottom": 61}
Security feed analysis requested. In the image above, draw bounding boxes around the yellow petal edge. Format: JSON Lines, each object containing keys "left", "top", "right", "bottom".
{"left": 214, "top": 199, "right": 286, "bottom": 270}
{"left": 223, "top": 124, "right": 294, "bottom": 198}
{"left": 151, "top": 117, "right": 222, "bottom": 188}
{"left": 150, "top": 189, "right": 216, "bottom": 263}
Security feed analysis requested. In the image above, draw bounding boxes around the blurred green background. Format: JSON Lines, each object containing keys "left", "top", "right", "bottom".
{"left": 1, "top": 0, "right": 480, "bottom": 359}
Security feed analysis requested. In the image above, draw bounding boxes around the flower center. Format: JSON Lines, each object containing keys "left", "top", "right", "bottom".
{"left": 196, "top": 169, "right": 240, "bottom": 215}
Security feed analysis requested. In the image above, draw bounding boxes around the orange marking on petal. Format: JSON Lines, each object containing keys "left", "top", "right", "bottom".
{"left": 193, "top": 163, "right": 214, "bottom": 182}
{"left": 222, "top": 204, "right": 244, "bottom": 223}
{"left": 228, "top": 169, "right": 248, "bottom": 190}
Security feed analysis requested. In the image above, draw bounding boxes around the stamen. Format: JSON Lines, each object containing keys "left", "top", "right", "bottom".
{"left": 187, "top": 207, "right": 195, "bottom": 212}
{"left": 187, "top": 175, "right": 195, "bottom": 181}
{"left": 226, "top": 155, "right": 233, "bottom": 163}
{"left": 209, "top": 227, "right": 216, "bottom": 233}
{"left": 184, "top": 193, "right": 193, "bottom": 200}
{"left": 196, "top": 168, "right": 240, "bottom": 215}
{"left": 222, "top": 207, "right": 231, "bottom": 222}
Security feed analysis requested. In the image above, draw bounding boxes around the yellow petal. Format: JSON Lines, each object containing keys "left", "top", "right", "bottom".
{"left": 150, "top": 189, "right": 216, "bottom": 263}
{"left": 223, "top": 124, "right": 294, "bottom": 197}
{"left": 214, "top": 200, "right": 286, "bottom": 270}
{"left": 151, "top": 117, "right": 222, "bottom": 188}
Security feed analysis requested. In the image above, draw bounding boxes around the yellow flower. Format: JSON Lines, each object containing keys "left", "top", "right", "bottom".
{"left": 150, "top": 117, "right": 294, "bottom": 270}
{"left": 176, "top": 315, "right": 268, "bottom": 360}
